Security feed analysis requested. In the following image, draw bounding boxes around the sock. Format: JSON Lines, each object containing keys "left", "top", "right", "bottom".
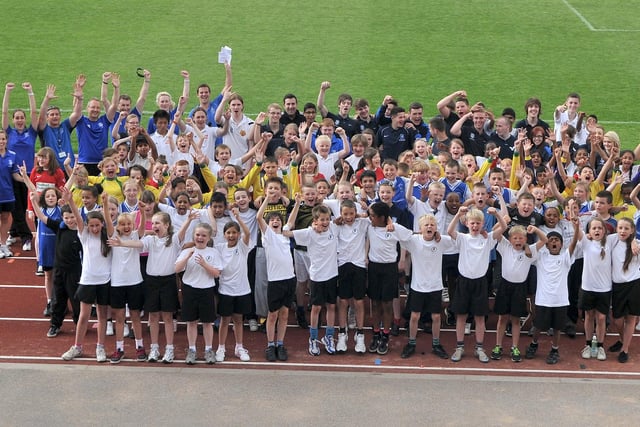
{"left": 276, "top": 340, "right": 283, "bottom": 346}
{"left": 432, "top": 338, "right": 440, "bottom": 346}
{"left": 393, "top": 318, "right": 401, "bottom": 326}
{"left": 409, "top": 338, "right": 416, "bottom": 346}
{"left": 326, "top": 326, "right": 335, "bottom": 337}
{"left": 135, "top": 339, "right": 143, "bottom": 348}
{"left": 217, "top": 345, "right": 225, "bottom": 351}
{"left": 189, "top": 345, "right": 196, "bottom": 351}
{"left": 357, "top": 328, "right": 364, "bottom": 335}
{"left": 205, "top": 345, "right": 212, "bottom": 351}
{"left": 235, "top": 343, "right": 243, "bottom": 351}
{"left": 96, "top": 344, "right": 104, "bottom": 350}
{"left": 165, "top": 344, "right": 174, "bottom": 351}
{"left": 475, "top": 342, "right": 483, "bottom": 349}
{"left": 456, "top": 341, "right": 464, "bottom": 348}
{"left": 151, "top": 343, "right": 159, "bottom": 349}
{"left": 268, "top": 341, "right": 275, "bottom": 347}
{"left": 310, "top": 327, "right": 318, "bottom": 340}
{"left": 116, "top": 340, "right": 124, "bottom": 351}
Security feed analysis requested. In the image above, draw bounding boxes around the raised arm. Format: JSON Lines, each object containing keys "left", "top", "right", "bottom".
{"left": 286, "top": 193, "right": 302, "bottom": 230}
{"left": 489, "top": 206, "right": 508, "bottom": 236}
{"left": 180, "top": 70, "right": 190, "bottom": 106}
{"left": 436, "top": 90, "right": 466, "bottom": 119}
{"left": 529, "top": 225, "right": 548, "bottom": 250}
{"left": 135, "top": 69, "right": 151, "bottom": 113}
{"left": 101, "top": 72, "right": 112, "bottom": 110}
{"left": 335, "top": 127, "right": 351, "bottom": 159}
{"left": 102, "top": 192, "right": 114, "bottom": 238}
{"left": 113, "top": 111, "right": 127, "bottom": 140}
{"left": 447, "top": 206, "right": 468, "bottom": 240}
{"left": 106, "top": 73, "right": 120, "bottom": 122}
{"left": 38, "top": 84, "right": 57, "bottom": 131}
{"left": 231, "top": 207, "right": 250, "bottom": 245}
{"left": 2, "top": 83, "right": 14, "bottom": 130}
{"left": 316, "top": 81, "right": 330, "bottom": 118}
{"left": 256, "top": 191, "right": 269, "bottom": 233}
{"left": 449, "top": 111, "right": 472, "bottom": 137}
{"left": 22, "top": 82, "right": 38, "bottom": 127}
{"left": 68, "top": 74, "right": 85, "bottom": 127}
{"left": 214, "top": 86, "right": 232, "bottom": 124}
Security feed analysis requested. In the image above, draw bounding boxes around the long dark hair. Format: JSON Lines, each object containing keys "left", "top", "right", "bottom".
{"left": 86, "top": 211, "right": 111, "bottom": 257}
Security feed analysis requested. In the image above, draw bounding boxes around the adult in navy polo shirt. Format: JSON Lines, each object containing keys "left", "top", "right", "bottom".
{"left": 405, "top": 102, "right": 431, "bottom": 141}
{"left": 436, "top": 90, "right": 473, "bottom": 132}
{"left": 279, "top": 93, "right": 305, "bottom": 126}
{"left": 354, "top": 98, "right": 380, "bottom": 135}
{"left": 376, "top": 107, "right": 414, "bottom": 161}
{"left": 487, "top": 116, "right": 516, "bottom": 160}
{"left": 450, "top": 106, "right": 490, "bottom": 158}
{"left": 75, "top": 74, "right": 119, "bottom": 176}
{"left": 2, "top": 82, "right": 38, "bottom": 247}
{"left": 317, "top": 81, "right": 358, "bottom": 139}
{"left": 103, "top": 70, "right": 150, "bottom": 143}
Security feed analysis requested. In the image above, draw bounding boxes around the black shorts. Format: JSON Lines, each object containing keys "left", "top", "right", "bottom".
{"left": 493, "top": 278, "right": 528, "bottom": 317}
{"left": 612, "top": 279, "right": 640, "bottom": 318}
{"left": 182, "top": 284, "right": 217, "bottom": 322}
{"left": 367, "top": 261, "right": 398, "bottom": 302}
{"left": 408, "top": 289, "right": 442, "bottom": 314}
{"left": 268, "top": 277, "right": 296, "bottom": 312}
{"left": 338, "top": 263, "right": 367, "bottom": 300}
{"left": 309, "top": 277, "right": 338, "bottom": 306}
{"left": 0, "top": 201, "right": 15, "bottom": 213}
{"left": 75, "top": 283, "right": 110, "bottom": 306}
{"left": 578, "top": 289, "right": 611, "bottom": 315}
{"left": 533, "top": 305, "right": 567, "bottom": 331}
{"left": 217, "top": 293, "right": 252, "bottom": 317}
{"left": 145, "top": 274, "right": 178, "bottom": 313}
{"left": 110, "top": 284, "right": 145, "bottom": 310}
{"left": 451, "top": 276, "right": 489, "bottom": 316}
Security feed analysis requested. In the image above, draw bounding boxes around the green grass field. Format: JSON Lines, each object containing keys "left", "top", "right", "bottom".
{"left": 1, "top": 0, "right": 638, "bottom": 147}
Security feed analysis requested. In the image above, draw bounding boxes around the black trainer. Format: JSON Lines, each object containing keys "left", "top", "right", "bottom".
{"left": 368, "top": 333, "right": 381, "bottom": 353}
{"left": 377, "top": 334, "right": 389, "bottom": 355}
{"left": 546, "top": 349, "right": 560, "bottom": 365}
{"left": 525, "top": 342, "right": 538, "bottom": 359}
{"left": 618, "top": 351, "right": 629, "bottom": 363}
{"left": 432, "top": 344, "right": 448, "bottom": 359}
{"left": 609, "top": 340, "right": 623, "bottom": 353}
{"left": 276, "top": 345, "right": 288, "bottom": 361}
{"left": 46, "top": 325, "right": 60, "bottom": 338}
{"left": 265, "top": 346, "right": 276, "bottom": 362}
{"left": 296, "top": 311, "right": 308, "bottom": 329}
{"left": 390, "top": 323, "right": 400, "bottom": 336}
{"left": 401, "top": 343, "right": 416, "bottom": 359}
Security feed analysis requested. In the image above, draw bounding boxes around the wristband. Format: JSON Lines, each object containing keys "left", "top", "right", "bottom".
{"left": 256, "top": 161, "right": 263, "bottom": 167}
{"left": 102, "top": 81, "right": 108, "bottom": 85}
{"left": 28, "top": 92, "right": 34, "bottom": 96}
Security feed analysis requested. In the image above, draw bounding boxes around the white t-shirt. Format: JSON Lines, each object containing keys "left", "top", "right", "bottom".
{"left": 78, "top": 228, "right": 112, "bottom": 285}
{"left": 407, "top": 198, "right": 446, "bottom": 233}
{"left": 219, "top": 114, "right": 253, "bottom": 165}
{"left": 336, "top": 218, "right": 369, "bottom": 268}
{"left": 177, "top": 246, "right": 223, "bottom": 289}
{"left": 611, "top": 234, "right": 640, "bottom": 283}
{"left": 401, "top": 234, "right": 455, "bottom": 292}
{"left": 262, "top": 227, "right": 295, "bottom": 281}
{"left": 367, "top": 223, "right": 413, "bottom": 264}
{"left": 217, "top": 238, "right": 254, "bottom": 296}
{"left": 534, "top": 247, "right": 573, "bottom": 307}
{"left": 454, "top": 231, "right": 498, "bottom": 279}
{"left": 110, "top": 231, "right": 143, "bottom": 287}
{"left": 317, "top": 152, "right": 341, "bottom": 181}
{"left": 322, "top": 198, "right": 365, "bottom": 219}
{"left": 151, "top": 131, "right": 173, "bottom": 160}
{"left": 578, "top": 234, "right": 614, "bottom": 292}
{"left": 497, "top": 239, "right": 537, "bottom": 284}
{"left": 185, "top": 124, "right": 218, "bottom": 160}
{"left": 142, "top": 233, "right": 183, "bottom": 276}
{"left": 292, "top": 224, "right": 339, "bottom": 281}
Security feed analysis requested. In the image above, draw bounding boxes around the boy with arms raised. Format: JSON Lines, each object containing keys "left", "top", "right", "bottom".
{"left": 399, "top": 214, "right": 454, "bottom": 359}
{"left": 447, "top": 205, "right": 507, "bottom": 362}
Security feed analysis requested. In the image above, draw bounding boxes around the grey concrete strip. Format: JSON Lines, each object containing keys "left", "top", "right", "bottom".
{"left": 1, "top": 363, "right": 638, "bottom": 426}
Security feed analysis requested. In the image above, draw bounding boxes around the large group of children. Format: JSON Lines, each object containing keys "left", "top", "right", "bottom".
{"left": 1, "top": 65, "right": 639, "bottom": 366}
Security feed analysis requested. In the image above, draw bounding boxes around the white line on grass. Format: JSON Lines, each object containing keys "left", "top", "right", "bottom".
{"left": 562, "top": 0, "right": 640, "bottom": 32}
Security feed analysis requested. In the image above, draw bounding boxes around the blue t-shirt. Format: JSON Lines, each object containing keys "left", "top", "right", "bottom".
{"left": 76, "top": 115, "right": 113, "bottom": 164}
{"left": 40, "top": 119, "right": 76, "bottom": 167}
{"left": 0, "top": 149, "right": 19, "bottom": 202}
{"left": 6, "top": 126, "right": 37, "bottom": 171}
